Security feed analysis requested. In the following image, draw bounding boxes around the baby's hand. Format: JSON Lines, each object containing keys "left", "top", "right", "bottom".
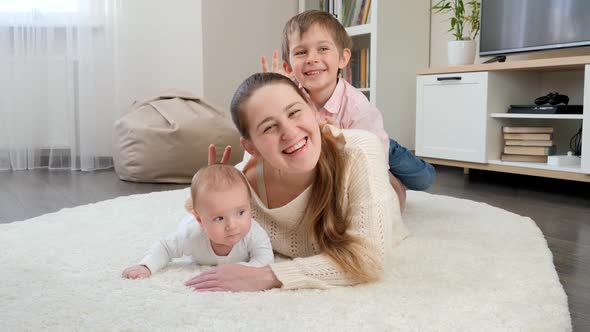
{"left": 122, "top": 265, "right": 151, "bottom": 279}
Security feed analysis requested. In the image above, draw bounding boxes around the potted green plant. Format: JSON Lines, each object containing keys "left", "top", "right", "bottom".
{"left": 432, "top": 0, "right": 481, "bottom": 66}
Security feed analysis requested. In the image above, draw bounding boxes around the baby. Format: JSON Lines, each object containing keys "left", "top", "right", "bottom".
{"left": 122, "top": 164, "right": 274, "bottom": 279}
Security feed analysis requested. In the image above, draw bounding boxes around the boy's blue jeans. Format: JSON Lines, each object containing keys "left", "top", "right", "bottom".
{"left": 388, "top": 138, "right": 435, "bottom": 191}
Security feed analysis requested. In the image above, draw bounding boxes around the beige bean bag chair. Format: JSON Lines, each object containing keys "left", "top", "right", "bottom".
{"left": 113, "top": 90, "right": 243, "bottom": 183}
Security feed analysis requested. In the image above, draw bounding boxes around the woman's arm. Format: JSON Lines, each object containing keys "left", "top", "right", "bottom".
{"left": 185, "top": 264, "right": 282, "bottom": 292}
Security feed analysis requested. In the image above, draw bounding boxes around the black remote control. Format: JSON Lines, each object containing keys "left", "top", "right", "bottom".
{"left": 483, "top": 55, "right": 506, "bottom": 64}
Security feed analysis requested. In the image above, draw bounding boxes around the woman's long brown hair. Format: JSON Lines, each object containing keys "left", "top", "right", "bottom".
{"left": 231, "top": 73, "right": 380, "bottom": 282}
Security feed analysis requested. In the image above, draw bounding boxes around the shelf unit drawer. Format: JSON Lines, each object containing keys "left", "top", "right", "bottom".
{"left": 416, "top": 72, "right": 488, "bottom": 163}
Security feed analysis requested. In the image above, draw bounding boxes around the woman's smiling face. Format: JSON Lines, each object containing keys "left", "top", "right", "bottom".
{"left": 241, "top": 82, "right": 321, "bottom": 175}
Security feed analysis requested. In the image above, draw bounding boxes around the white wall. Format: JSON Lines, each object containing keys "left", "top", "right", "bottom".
{"left": 377, "top": 1, "right": 430, "bottom": 150}
{"left": 115, "top": 0, "right": 298, "bottom": 113}
{"left": 116, "top": 0, "right": 203, "bottom": 110}
{"left": 429, "top": 0, "right": 590, "bottom": 68}
{"left": 202, "top": 1, "right": 298, "bottom": 111}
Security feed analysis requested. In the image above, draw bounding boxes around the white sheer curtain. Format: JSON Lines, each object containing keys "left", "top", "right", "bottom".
{"left": 0, "top": 0, "right": 119, "bottom": 171}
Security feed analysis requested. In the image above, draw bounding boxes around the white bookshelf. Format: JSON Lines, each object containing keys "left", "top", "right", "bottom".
{"left": 299, "top": 0, "right": 431, "bottom": 148}
{"left": 416, "top": 57, "right": 590, "bottom": 182}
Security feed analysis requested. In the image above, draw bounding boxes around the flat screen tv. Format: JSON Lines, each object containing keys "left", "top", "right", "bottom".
{"left": 480, "top": 0, "right": 590, "bottom": 56}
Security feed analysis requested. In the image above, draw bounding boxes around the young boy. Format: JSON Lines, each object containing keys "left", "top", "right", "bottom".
{"left": 122, "top": 164, "right": 274, "bottom": 279}
{"left": 261, "top": 10, "right": 436, "bottom": 209}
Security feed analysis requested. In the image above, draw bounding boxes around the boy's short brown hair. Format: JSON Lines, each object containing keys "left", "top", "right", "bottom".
{"left": 186, "top": 164, "right": 250, "bottom": 212}
{"left": 281, "top": 10, "right": 352, "bottom": 65}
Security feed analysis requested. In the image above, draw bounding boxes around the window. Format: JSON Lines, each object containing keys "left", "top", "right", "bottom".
{"left": 0, "top": 0, "right": 106, "bottom": 27}
{"left": 0, "top": 0, "right": 79, "bottom": 13}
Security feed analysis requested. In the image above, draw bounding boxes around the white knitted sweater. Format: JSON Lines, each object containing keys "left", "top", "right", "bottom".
{"left": 248, "top": 127, "right": 408, "bottom": 289}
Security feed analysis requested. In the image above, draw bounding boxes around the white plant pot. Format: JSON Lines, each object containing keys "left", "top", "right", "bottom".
{"left": 447, "top": 40, "right": 476, "bottom": 66}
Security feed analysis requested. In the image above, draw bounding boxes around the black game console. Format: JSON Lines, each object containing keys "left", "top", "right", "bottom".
{"left": 508, "top": 104, "right": 583, "bottom": 114}
{"left": 483, "top": 55, "right": 506, "bottom": 64}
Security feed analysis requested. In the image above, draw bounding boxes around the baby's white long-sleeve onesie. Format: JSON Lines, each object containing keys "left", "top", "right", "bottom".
{"left": 139, "top": 214, "right": 274, "bottom": 273}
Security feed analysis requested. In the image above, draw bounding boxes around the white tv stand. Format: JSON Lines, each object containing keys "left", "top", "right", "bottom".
{"left": 415, "top": 56, "right": 590, "bottom": 182}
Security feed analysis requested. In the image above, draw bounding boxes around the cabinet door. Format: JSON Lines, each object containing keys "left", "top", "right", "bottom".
{"left": 416, "top": 72, "right": 488, "bottom": 163}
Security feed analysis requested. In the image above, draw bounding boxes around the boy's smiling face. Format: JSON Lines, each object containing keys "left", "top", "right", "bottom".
{"left": 286, "top": 23, "right": 350, "bottom": 98}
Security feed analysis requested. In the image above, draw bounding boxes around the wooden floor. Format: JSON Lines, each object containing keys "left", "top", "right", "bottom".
{"left": 1, "top": 166, "right": 588, "bottom": 330}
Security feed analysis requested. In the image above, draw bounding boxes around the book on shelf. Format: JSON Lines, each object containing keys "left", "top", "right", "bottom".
{"left": 347, "top": 0, "right": 362, "bottom": 27}
{"left": 346, "top": 49, "right": 357, "bottom": 87}
{"left": 504, "top": 139, "right": 553, "bottom": 147}
{"left": 321, "top": 0, "right": 372, "bottom": 27}
{"left": 502, "top": 126, "right": 554, "bottom": 133}
{"left": 359, "top": 48, "right": 367, "bottom": 88}
{"left": 356, "top": 0, "right": 366, "bottom": 25}
{"left": 500, "top": 154, "right": 548, "bottom": 163}
{"left": 503, "top": 145, "right": 556, "bottom": 156}
{"left": 345, "top": 48, "right": 369, "bottom": 88}
{"left": 503, "top": 133, "right": 553, "bottom": 140}
{"left": 342, "top": 0, "right": 352, "bottom": 26}
{"left": 364, "top": 0, "right": 371, "bottom": 24}
{"left": 320, "top": 0, "right": 341, "bottom": 19}
{"left": 366, "top": 47, "right": 370, "bottom": 86}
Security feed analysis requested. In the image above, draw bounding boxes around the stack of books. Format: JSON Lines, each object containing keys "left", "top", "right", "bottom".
{"left": 501, "top": 127, "right": 555, "bottom": 163}
{"left": 342, "top": 48, "right": 369, "bottom": 89}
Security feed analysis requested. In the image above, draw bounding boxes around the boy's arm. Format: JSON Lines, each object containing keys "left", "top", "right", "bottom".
{"left": 138, "top": 215, "right": 196, "bottom": 274}
{"left": 240, "top": 221, "right": 274, "bottom": 267}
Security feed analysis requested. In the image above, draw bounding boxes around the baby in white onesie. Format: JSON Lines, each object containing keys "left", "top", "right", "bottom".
{"left": 122, "top": 164, "right": 274, "bottom": 279}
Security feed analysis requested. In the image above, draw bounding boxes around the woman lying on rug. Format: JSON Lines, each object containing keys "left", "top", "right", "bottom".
{"left": 184, "top": 72, "right": 408, "bottom": 291}
{"left": 122, "top": 164, "right": 275, "bottom": 279}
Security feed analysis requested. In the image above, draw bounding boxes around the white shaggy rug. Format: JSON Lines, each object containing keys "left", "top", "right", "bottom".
{"left": 0, "top": 190, "right": 571, "bottom": 331}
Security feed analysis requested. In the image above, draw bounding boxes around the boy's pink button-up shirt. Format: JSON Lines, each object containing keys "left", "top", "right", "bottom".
{"left": 314, "top": 79, "right": 390, "bottom": 157}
